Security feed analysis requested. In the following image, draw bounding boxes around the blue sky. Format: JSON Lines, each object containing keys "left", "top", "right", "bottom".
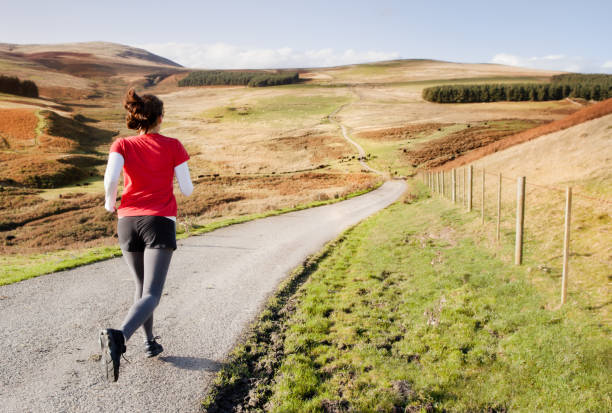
{"left": 2, "top": 0, "right": 611, "bottom": 72}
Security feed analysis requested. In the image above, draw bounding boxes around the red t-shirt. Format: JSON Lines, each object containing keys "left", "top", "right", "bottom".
{"left": 110, "top": 133, "right": 190, "bottom": 217}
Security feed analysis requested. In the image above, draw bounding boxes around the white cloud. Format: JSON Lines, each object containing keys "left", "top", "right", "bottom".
{"left": 490, "top": 53, "right": 522, "bottom": 67}
{"left": 491, "top": 53, "right": 583, "bottom": 72}
{"left": 491, "top": 53, "right": 612, "bottom": 74}
{"left": 137, "top": 42, "right": 401, "bottom": 69}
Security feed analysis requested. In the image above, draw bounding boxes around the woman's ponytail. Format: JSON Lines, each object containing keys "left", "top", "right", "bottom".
{"left": 123, "top": 88, "right": 163, "bottom": 133}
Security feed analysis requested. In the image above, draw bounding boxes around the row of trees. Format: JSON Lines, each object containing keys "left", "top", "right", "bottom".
{"left": 422, "top": 74, "right": 612, "bottom": 103}
{"left": 0, "top": 75, "right": 39, "bottom": 98}
{"left": 178, "top": 70, "right": 300, "bottom": 87}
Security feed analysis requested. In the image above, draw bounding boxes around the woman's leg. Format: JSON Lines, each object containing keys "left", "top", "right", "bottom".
{"left": 122, "top": 250, "right": 144, "bottom": 301}
{"left": 121, "top": 250, "right": 155, "bottom": 341}
{"left": 120, "top": 248, "right": 173, "bottom": 341}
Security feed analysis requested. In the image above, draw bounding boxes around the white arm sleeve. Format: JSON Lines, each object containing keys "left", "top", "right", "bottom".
{"left": 104, "top": 152, "right": 124, "bottom": 212}
{"left": 175, "top": 161, "right": 194, "bottom": 196}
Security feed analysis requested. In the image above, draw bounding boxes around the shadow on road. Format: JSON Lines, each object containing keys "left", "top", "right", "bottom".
{"left": 159, "top": 355, "right": 222, "bottom": 371}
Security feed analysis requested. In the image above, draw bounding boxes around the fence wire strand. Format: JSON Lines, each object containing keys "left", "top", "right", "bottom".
{"left": 421, "top": 168, "right": 612, "bottom": 317}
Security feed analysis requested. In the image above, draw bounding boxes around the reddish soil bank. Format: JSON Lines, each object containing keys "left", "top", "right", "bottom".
{"left": 437, "top": 98, "right": 612, "bottom": 170}
{"left": 404, "top": 119, "right": 545, "bottom": 168}
{"left": 358, "top": 122, "right": 449, "bottom": 141}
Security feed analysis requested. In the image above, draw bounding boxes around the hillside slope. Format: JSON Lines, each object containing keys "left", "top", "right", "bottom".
{"left": 305, "top": 59, "right": 561, "bottom": 85}
{"left": 0, "top": 41, "right": 181, "bottom": 69}
{"left": 0, "top": 108, "right": 114, "bottom": 187}
{"left": 441, "top": 98, "right": 612, "bottom": 170}
{"left": 0, "top": 42, "right": 183, "bottom": 98}
{"left": 469, "top": 113, "right": 612, "bottom": 194}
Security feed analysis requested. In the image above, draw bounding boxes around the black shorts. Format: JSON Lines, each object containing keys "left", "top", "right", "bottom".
{"left": 117, "top": 216, "right": 177, "bottom": 252}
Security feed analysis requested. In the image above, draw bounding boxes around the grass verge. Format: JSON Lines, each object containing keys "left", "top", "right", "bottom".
{"left": 202, "top": 180, "right": 611, "bottom": 412}
{"left": 201, "top": 227, "right": 353, "bottom": 412}
{"left": 0, "top": 182, "right": 381, "bottom": 286}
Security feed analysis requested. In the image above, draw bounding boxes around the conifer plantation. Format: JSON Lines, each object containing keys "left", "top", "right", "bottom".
{"left": 422, "top": 74, "right": 612, "bottom": 103}
{"left": 178, "top": 70, "right": 300, "bottom": 87}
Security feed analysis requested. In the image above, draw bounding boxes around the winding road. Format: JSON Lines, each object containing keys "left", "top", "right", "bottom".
{"left": 0, "top": 179, "right": 406, "bottom": 413}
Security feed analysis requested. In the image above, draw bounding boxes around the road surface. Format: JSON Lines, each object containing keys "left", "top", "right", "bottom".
{"left": 0, "top": 179, "right": 406, "bottom": 413}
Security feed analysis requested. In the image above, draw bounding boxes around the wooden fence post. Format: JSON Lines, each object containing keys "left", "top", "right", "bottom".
{"left": 433, "top": 172, "right": 437, "bottom": 194}
{"left": 441, "top": 171, "right": 445, "bottom": 198}
{"left": 452, "top": 169, "right": 456, "bottom": 203}
{"left": 435, "top": 172, "right": 439, "bottom": 194}
{"left": 463, "top": 167, "right": 467, "bottom": 207}
{"left": 481, "top": 169, "right": 485, "bottom": 224}
{"left": 439, "top": 171, "right": 442, "bottom": 195}
{"left": 457, "top": 167, "right": 465, "bottom": 205}
{"left": 561, "top": 187, "right": 572, "bottom": 305}
{"left": 496, "top": 173, "right": 502, "bottom": 241}
{"left": 515, "top": 176, "right": 526, "bottom": 265}
{"left": 468, "top": 165, "right": 473, "bottom": 212}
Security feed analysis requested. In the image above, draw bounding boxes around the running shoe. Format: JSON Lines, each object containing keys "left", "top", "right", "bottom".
{"left": 145, "top": 337, "right": 163, "bottom": 358}
{"left": 99, "top": 328, "right": 126, "bottom": 382}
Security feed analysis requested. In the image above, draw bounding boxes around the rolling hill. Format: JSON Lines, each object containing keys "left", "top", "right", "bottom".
{"left": 0, "top": 42, "right": 183, "bottom": 99}
{"left": 0, "top": 41, "right": 595, "bottom": 259}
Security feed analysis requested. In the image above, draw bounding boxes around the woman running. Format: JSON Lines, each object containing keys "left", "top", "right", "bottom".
{"left": 99, "top": 88, "right": 193, "bottom": 382}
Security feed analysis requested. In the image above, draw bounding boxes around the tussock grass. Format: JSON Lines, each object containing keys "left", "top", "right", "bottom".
{"left": 202, "top": 181, "right": 611, "bottom": 412}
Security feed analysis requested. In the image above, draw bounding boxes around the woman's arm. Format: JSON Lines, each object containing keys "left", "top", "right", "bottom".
{"left": 175, "top": 161, "right": 194, "bottom": 196}
{"left": 104, "top": 152, "right": 124, "bottom": 212}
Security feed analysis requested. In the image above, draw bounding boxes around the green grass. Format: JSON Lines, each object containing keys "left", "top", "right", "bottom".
{"left": 0, "top": 246, "right": 123, "bottom": 286}
{"left": 572, "top": 172, "right": 612, "bottom": 198}
{"left": 0, "top": 183, "right": 381, "bottom": 286}
{"left": 200, "top": 94, "right": 352, "bottom": 126}
{"left": 202, "top": 181, "right": 611, "bottom": 412}
{"left": 38, "top": 175, "right": 105, "bottom": 200}
{"left": 446, "top": 166, "right": 612, "bottom": 324}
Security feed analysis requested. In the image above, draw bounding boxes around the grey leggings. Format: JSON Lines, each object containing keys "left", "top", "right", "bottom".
{"left": 120, "top": 248, "right": 173, "bottom": 342}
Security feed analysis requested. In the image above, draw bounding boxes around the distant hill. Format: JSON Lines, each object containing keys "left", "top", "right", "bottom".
{"left": 0, "top": 41, "right": 181, "bottom": 69}
{"left": 0, "top": 42, "right": 183, "bottom": 99}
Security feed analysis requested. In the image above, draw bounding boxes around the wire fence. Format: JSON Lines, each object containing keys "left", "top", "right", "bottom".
{"left": 420, "top": 167, "right": 612, "bottom": 311}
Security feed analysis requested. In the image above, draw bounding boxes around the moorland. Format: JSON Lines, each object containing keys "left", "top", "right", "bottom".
{"left": 1, "top": 41, "right": 611, "bottom": 411}
{"left": 2, "top": 42, "right": 610, "bottom": 281}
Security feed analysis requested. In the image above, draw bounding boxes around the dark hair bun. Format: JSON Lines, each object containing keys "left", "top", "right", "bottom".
{"left": 123, "top": 88, "right": 164, "bottom": 132}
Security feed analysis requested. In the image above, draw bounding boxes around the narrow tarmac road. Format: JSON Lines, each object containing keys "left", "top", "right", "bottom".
{"left": 0, "top": 179, "right": 406, "bottom": 413}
